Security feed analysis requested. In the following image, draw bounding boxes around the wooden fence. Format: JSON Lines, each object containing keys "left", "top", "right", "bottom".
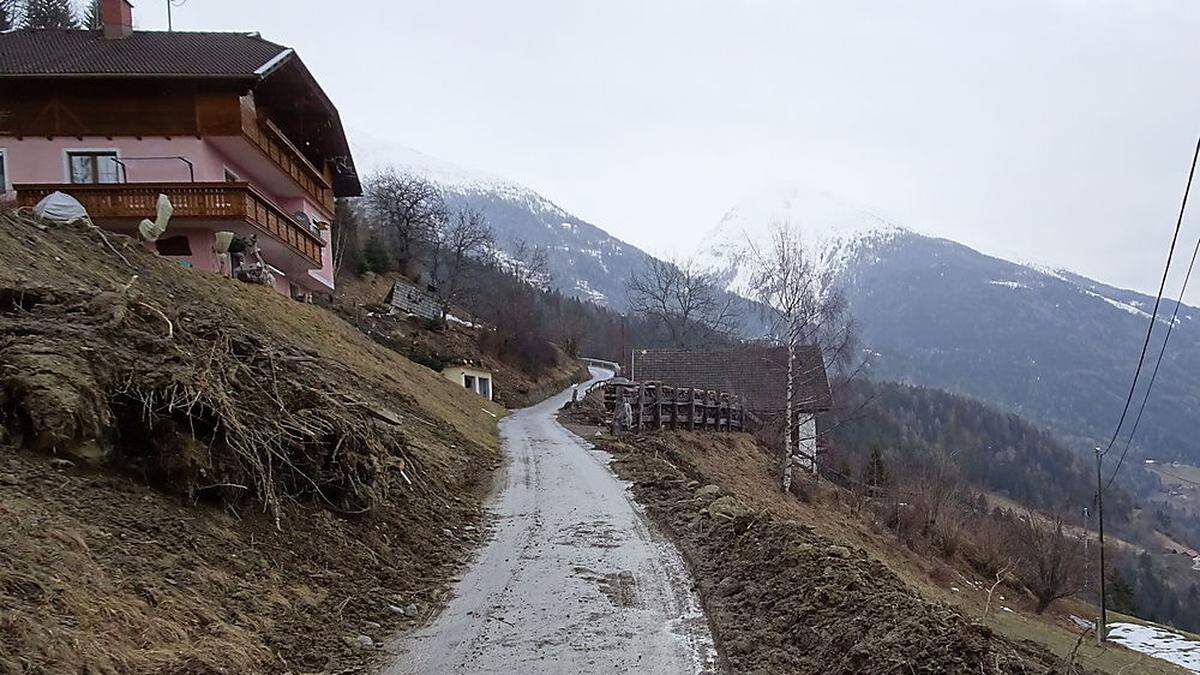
{"left": 604, "top": 381, "right": 745, "bottom": 432}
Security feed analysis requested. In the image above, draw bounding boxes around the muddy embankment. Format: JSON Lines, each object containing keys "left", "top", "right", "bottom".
{"left": 591, "top": 430, "right": 1076, "bottom": 674}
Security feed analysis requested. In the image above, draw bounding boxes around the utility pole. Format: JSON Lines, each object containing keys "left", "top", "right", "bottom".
{"left": 1095, "top": 446, "right": 1107, "bottom": 643}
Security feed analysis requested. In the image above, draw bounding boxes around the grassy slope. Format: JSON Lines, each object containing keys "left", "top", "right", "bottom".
{"left": 0, "top": 213, "right": 507, "bottom": 672}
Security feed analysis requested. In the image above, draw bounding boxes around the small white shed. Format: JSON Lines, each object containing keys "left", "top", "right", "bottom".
{"left": 442, "top": 365, "right": 493, "bottom": 401}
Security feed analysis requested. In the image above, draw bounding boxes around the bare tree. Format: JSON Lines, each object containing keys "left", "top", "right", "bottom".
{"left": 1012, "top": 511, "right": 1088, "bottom": 614}
{"left": 626, "top": 255, "right": 739, "bottom": 347}
{"left": 745, "top": 221, "right": 856, "bottom": 491}
{"left": 330, "top": 198, "right": 362, "bottom": 280}
{"left": 431, "top": 207, "right": 493, "bottom": 317}
{"left": 363, "top": 168, "right": 446, "bottom": 273}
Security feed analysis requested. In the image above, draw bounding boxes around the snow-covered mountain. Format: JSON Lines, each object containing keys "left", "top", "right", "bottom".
{"left": 703, "top": 183, "right": 1200, "bottom": 463}
{"left": 349, "top": 131, "right": 653, "bottom": 308}
{"left": 703, "top": 183, "right": 907, "bottom": 293}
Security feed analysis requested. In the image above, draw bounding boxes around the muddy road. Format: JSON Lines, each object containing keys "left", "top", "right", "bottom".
{"left": 391, "top": 368, "right": 717, "bottom": 674}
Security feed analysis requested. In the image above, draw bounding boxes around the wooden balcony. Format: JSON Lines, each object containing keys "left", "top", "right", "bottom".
{"left": 14, "top": 182, "right": 324, "bottom": 267}
{"left": 239, "top": 100, "right": 335, "bottom": 212}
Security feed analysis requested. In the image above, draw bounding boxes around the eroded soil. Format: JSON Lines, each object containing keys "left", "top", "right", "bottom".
{"left": 593, "top": 431, "right": 1077, "bottom": 674}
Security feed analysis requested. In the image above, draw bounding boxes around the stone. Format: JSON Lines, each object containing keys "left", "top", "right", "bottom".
{"left": 694, "top": 484, "right": 723, "bottom": 503}
{"left": 827, "top": 545, "right": 851, "bottom": 559}
{"left": 707, "top": 496, "right": 745, "bottom": 520}
{"left": 343, "top": 635, "right": 373, "bottom": 650}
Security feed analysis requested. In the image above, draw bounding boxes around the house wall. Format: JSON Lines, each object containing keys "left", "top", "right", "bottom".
{"left": 278, "top": 194, "right": 334, "bottom": 289}
{"left": 4, "top": 136, "right": 268, "bottom": 195}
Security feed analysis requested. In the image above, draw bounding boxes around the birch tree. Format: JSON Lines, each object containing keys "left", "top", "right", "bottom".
{"left": 745, "top": 221, "right": 855, "bottom": 491}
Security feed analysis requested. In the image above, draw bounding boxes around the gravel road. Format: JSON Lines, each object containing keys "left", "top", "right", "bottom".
{"left": 390, "top": 368, "right": 717, "bottom": 674}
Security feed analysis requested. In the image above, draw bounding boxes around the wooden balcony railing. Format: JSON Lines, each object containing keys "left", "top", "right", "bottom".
{"left": 239, "top": 101, "right": 335, "bottom": 212}
{"left": 13, "top": 182, "right": 325, "bottom": 266}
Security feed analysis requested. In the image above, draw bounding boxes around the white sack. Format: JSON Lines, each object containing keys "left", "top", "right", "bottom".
{"left": 33, "top": 191, "right": 89, "bottom": 225}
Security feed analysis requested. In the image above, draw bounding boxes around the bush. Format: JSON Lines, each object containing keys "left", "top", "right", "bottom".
{"left": 359, "top": 235, "right": 392, "bottom": 274}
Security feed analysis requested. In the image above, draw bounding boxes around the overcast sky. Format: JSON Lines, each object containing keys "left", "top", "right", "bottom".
{"left": 133, "top": 0, "right": 1200, "bottom": 295}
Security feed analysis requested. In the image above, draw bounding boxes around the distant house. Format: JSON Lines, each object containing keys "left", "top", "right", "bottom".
{"left": 629, "top": 345, "right": 832, "bottom": 470}
{"left": 442, "top": 365, "right": 493, "bottom": 401}
{"left": 0, "top": 0, "right": 360, "bottom": 298}
{"left": 385, "top": 277, "right": 442, "bottom": 320}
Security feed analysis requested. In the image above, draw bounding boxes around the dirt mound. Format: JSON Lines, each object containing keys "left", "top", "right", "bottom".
{"left": 598, "top": 432, "right": 1073, "bottom": 674}
{"left": 0, "top": 210, "right": 498, "bottom": 517}
{"left": 0, "top": 209, "right": 503, "bottom": 671}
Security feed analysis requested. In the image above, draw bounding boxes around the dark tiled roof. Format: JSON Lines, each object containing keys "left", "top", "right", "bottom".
{"left": 630, "top": 345, "right": 833, "bottom": 413}
{"left": 0, "top": 29, "right": 289, "bottom": 78}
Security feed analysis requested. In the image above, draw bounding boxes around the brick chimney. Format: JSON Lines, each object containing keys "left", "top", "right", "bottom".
{"left": 101, "top": 0, "right": 134, "bottom": 39}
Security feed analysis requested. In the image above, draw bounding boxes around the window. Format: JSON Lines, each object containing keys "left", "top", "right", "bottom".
{"left": 463, "top": 374, "right": 476, "bottom": 391}
{"left": 0, "top": 150, "right": 7, "bottom": 192}
{"left": 68, "top": 151, "right": 121, "bottom": 184}
{"left": 478, "top": 377, "right": 491, "bottom": 400}
{"left": 155, "top": 235, "right": 192, "bottom": 257}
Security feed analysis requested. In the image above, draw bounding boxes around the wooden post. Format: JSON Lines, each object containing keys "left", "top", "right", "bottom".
{"left": 636, "top": 383, "right": 645, "bottom": 431}
{"left": 656, "top": 384, "right": 665, "bottom": 430}
{"left": 688, "top": 388, "right": 696, "bottom": 431}
{"left": 668, "top": 387, "right": 678, "bottom": 429}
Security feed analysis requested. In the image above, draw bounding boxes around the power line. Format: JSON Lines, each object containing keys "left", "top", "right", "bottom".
{"left": 1100, "top": 133, "right": 1200, "bottom": 459}
{"left": 1092, "top": 131, "right": 1200, "bottom": 644}
{"left": 1104, "top": 229, "right": 1200, "bottom": 493}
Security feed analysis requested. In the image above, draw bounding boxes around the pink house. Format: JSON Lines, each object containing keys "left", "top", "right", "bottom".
{"left": 0, "top": 0, "right": 360, "bottom": 297}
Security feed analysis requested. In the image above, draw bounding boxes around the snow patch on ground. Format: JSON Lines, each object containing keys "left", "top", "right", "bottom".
{"left": 1023, "top": 262, "right": 1071, "bottom": 283}
{"left": 574, "top": 279, "right": 608, "bottom": 305}
{"left": 1080, "top": 289, "right": 1153, "bottom": 319}
{"left": 989, "top": 280, "right": 1029, "bottom": 290}
{"left": 1107, "top": 622, "right": 1200, "bottom": 672}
